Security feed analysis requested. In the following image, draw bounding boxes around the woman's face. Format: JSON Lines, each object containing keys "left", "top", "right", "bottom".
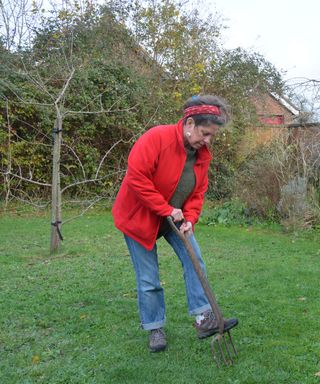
{"left": 184, "top": 118, "right": 220, "bottom": 150}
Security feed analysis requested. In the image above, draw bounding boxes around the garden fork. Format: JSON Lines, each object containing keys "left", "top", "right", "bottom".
{"left": 167, "top": 216, "right": 237, "bottom": 367}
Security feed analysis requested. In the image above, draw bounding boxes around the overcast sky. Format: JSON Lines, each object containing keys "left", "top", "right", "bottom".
{"left": 207, "top": 0, "right": 319, "bottom": 82}
{"left": 39, "top": 0, "right": 319, "bottom": 83}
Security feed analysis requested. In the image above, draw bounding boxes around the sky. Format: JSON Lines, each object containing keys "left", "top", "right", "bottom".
{"left": 32, "top": 0, "right": 319, "bottom": 83}
{"left": 206, "top": 0, "right": 319, "bottom": 82}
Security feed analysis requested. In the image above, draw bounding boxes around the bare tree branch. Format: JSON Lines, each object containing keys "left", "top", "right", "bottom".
{"left": 62, "top": 195, "right": 106, "bottom": 226}
{"left": 5, "top": 171, "right": 52, "bottom": 187}
{"left": 55, "top": 67, "right": 75, "bottom": 107}
{"left": 12, "top": 194, "right": 50, "bottom": 209}
{"left": 60, "top": 170, "right": 124, "bottom": 193}
{"left": 95, "top": 139, "right": 123, "bottom": 178}
{"left": 62, "top": 142, "right": 86, "bottom": 179}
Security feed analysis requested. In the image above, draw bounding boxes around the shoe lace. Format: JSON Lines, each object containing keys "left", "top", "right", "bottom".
{"left": 151, "top": 328, "right": 165, "bottom": 341}
{"left": 197, "top": 310, "right": 215, "bottom": 326}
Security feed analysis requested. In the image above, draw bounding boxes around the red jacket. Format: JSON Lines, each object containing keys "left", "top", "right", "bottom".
{"left": 112, "top": 119, "right": 212, "bottom": 250}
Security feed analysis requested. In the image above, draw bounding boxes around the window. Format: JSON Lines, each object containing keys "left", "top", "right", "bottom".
{"left": 259, "top": 115, "right": 285, "bottom": 125}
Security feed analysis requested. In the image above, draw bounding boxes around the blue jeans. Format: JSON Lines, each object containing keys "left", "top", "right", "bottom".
{"left": 124, "top": 230, "right": 211, "bottom": 330}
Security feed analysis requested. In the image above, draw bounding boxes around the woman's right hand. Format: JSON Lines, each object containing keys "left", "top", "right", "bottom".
{"left": 170, "top": 208, "right": 184, "bottom": 222}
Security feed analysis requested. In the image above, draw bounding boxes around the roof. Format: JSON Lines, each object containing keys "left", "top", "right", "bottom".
{"left": 270, "top": 92, "right": 300, "bottom": 116}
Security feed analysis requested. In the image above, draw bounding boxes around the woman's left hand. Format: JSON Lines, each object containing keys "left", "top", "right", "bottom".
{"left": 179, "top": 221, "right": 193, "bottom": 235}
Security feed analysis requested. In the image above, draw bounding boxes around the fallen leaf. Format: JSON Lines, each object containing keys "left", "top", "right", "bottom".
{"left": 32, "top": 355, "right": 40, "bottom": 364}
{"left": 80, "top": 314, "right": 87, "bottom": 320}
{"left": 314, "top": 371, "right": 320, "bottom": 377}
{"left": 297, "top": 297, "right": 307, "bottom": 301}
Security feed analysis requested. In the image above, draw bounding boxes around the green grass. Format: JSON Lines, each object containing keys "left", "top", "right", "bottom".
{"left": 0, "top": 210, "right": 319, "bottom": 383}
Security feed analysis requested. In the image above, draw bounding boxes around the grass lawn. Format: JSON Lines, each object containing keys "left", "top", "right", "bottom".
{"left": 0, "top": 209, "right": 319, "bottom": 383}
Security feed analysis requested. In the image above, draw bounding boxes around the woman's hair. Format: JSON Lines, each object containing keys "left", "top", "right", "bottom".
{"left": 183, "top": 94, "right": 230, "bottom": 126}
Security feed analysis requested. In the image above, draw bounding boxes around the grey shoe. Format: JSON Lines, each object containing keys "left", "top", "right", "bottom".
{"left": 149, "top": 328, "right": 167, "bottom": 352}
{"left": 194, "top": 310, "right": 238, "bottom": 339}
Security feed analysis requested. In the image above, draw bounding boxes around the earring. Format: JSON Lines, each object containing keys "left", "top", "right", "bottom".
{"left": 186, "top": 132, "right": 191, "bottom": 137}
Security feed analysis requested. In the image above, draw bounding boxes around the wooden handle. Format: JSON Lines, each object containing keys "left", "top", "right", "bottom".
{"left": 167, "top": 216, "right": 224, "bottom": 333}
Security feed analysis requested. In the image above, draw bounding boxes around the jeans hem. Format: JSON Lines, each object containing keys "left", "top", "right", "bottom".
{"left": 141, "top": 319, "right": 166, "bottom": 331}
{"left": 189, "top": 304, "right": 212, "bottom": 316}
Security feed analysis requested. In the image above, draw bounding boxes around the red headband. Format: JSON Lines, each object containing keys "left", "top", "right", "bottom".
{"left": 183, "top": 105, "right": 221, "bottom": 118}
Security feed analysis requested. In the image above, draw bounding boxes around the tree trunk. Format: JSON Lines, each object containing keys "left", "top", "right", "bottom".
{"left": 4, "top": 99, "right": 12, "bottom": 209}
{"left": 50, "top": 114, "right": 63, "bottom": 254}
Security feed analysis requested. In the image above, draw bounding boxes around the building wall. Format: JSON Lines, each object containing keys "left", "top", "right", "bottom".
{"left": 238, "top": 93, "right": 298, "bottom": 158}
{"left": 251, "top": 93, "right": 297, "bottom": 125}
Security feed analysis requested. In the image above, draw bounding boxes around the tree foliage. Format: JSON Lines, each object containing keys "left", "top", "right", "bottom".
{"left": 1, "top": 0, "right": 288, "bottom": 207}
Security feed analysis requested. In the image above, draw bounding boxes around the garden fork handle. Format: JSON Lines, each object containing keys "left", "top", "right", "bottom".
{"left": 167, "top": 216, "right": 224, "bottom": 334}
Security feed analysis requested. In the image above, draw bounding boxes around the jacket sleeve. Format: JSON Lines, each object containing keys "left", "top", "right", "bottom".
{"left": 126, "top": 129, "right": 173, "bottom": 217}
{"left": 183, "top": 163, "right": 209, "bottom": 226}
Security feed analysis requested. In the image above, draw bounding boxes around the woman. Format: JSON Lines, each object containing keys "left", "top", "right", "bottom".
{"left": 112, "top": 95, "right": 238, "bottom": 352}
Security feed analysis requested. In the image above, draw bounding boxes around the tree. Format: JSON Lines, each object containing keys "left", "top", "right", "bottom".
{"left": 0, "top": 0, "right": 156, "bottom": 253}
{"left": 2, "top": 0, "right": 299, "bottom": 239}
{"left": 286, "top": 78, "right": 320, "bottom": 123}
{"left": 104, "top": 0, "right": 226, "bottom": 118}
{"left": 0, "top": 0, "right": 43, "bottom": 51}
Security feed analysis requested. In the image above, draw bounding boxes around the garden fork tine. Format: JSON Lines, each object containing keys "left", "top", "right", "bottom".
{"left": 210, "top": 331, "right": 237, "bottom": 367}
{"left": 167, "top": 217, "right": 237, "bottom": 367}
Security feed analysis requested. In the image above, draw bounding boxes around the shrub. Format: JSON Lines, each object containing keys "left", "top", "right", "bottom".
{"left": 234, "top": 130, "right": 320, "bottom": 230}
{"left": 234, "top": 145, "right": 281, "bottom": 221}
{"left": 200, "top": 200, "right": 249, "bottom": 226}
{"left": 278, "top": 176, "right": 320, "bottom": 231}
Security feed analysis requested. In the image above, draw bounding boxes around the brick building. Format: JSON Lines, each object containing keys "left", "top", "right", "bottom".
{"left": 239, "top": 92, "right": 301, "bottom": 155}
{"left": 251, "top": 92, "right": 300, "bottom": 126}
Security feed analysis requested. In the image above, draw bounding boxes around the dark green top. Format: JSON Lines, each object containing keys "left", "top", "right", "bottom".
{"left": 157, "top": 147, "right": 197, "bottom": 237}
